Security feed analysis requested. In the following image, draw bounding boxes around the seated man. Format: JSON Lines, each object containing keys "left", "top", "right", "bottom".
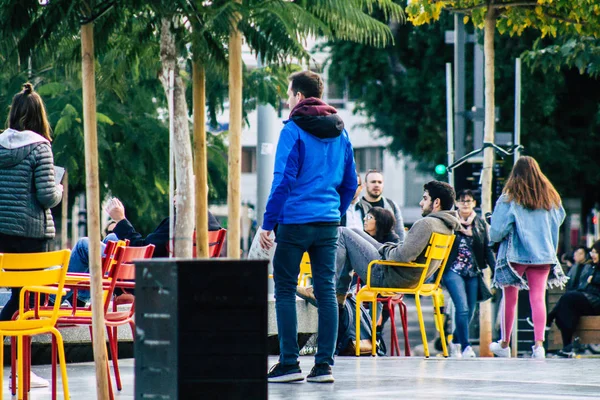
{"left": 67, "top": 197, "right": 221, "bottom": 306}
{"left": 334, "top": 180, "right": 460, "bottom": 303}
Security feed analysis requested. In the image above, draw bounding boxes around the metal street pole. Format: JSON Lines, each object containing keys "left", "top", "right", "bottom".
{"left": 453, "top": 14, "right": 466, "bottom": 159}
{"left": 446, "top": 63, "right": 454, "bottom": 187}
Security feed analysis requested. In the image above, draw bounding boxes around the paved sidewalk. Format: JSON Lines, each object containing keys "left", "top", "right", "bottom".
{"left": 269, "top": 355, "right": 600, "bottom": 400}
{"left": 4, "top": 356, "right": 600, "bottom": 399}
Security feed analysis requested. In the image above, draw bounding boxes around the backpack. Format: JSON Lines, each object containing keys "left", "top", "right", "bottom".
{"left": 336, "top": 293, "right": 377, "bottom": 356}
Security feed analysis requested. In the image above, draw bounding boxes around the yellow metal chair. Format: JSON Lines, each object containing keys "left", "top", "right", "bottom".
{"left": 0, "top": 250, "right": 71, "bottom": 400}
{"left": 267, "top": 252, "right": 312, "bottom": 285}
{"left": 355, "top": 233, "right": 455, "bottom": 358}
{"left": 298, "top": 252, "right": 312, "bottom": 286}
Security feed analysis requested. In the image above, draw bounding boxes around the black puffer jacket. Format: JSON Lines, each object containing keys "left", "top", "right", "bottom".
{"left": 0, "top": 129, "right": 62, "bottom": 239}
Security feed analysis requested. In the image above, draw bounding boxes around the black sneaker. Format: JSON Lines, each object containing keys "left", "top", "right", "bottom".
{"left": 555, "top": 344, "right": 576, "bottom": 358}
{"left": 306, "top": 363, "right": 334, "bottom": 383}
{"left": 267, "top": 362, "right": 304, "bottom": 383}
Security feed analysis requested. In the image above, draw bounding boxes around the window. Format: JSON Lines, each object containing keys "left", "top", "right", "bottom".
{"left": 241, "top": 147, "right": 256, "bottom": 173}
{"left": 354, "top": 147, "right": 384, "bottom": 172}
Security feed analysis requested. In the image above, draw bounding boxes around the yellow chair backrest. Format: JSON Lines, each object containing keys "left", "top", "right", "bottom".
{"left": 0, "top": 250, "right": 69, "bottom": 288}
{"left": 423, "top": 232, "right": 455, "bottom": 290}
{"left": 298, "top": 252, "right": 312, "bottom": 286}
{"left": 0, "top": 250, "right": 70, "bottom": 325}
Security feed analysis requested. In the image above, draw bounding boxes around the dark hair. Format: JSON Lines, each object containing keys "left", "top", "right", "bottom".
{"left": 424, "top": 180, "right": 455, "bottom": 211}
{"left": 573, "top": 245, "right": 590, "bottom": 263}
{"left": 288, "top": 71, "right": 324, "bottom": 99}
{"left": 104, "top": 220, "right": 117, "bottom": 236}
{"left": 7, "top": 83, "right": 52, "bottom": 141}
{"left": 456, "top": 189, "right": 474, "bottom": 201}
{"left": 364, "top": 169, "right": 383, "bottom": 183}
{"left": 503, "top": 156, "right": 560, "bottom": 210}
{"left": 592, "top": 241, "right": 600, "bottom": 264}
{"left": 367, "top": 207, "right": 395, "bottom": 243}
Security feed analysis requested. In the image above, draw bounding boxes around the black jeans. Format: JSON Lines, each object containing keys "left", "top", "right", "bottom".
{"left": 554, "top": 291, "right": 596, "bottom": 346}
{"left": 0, "top": 233, "right": 49, "bottom": 321}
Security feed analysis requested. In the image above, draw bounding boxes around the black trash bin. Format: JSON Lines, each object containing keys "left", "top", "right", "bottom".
{"left": 134, "top": 259, "right": 269, "bottom": 399}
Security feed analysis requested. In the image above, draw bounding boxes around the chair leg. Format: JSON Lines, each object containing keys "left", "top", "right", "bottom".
{"left": 106, "top": 327, "right": 122, "bottom": 391}
{"left": 399, "top": 301, "right": 411, "bottom": 356}
{"left": 51, "top": 329, "right": 70, "bottom": 400}
{"left": 0, "top": 335, "right": 3, "bottom": 399}
{"left": 371, "top": 299, "right": 377, "bottom": 357}
{"left": 355, "top": 296, "right": 361, "bottom": 357}
{"left": 52, "top": 335, "right": 57, "bottom": 400}
{"left": 388, "top": 301, "right": 400, "bottom": 356}
{"left": 18, "top": 335, "right": 24, "bottom": 400}
{"left": 415, "top": 295, "right": 429, "bottom": 358}
{"left": 433, "top": 292, "right": 449, "bottom": 358}
{"left": 11, "top": 336, "right": 16, "bottom": 396}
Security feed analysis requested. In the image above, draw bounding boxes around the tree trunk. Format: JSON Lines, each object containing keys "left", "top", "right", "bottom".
{"left": 159, "top": 17, "right": 194, "bottom": 258}
{"left": 479, "top": 8, "right": 496, "bottom": 358}
{"left": 193, "top": 61, "right": 209, "bottom": 258}
{"left": 81, "top": 20, "right": 110, "bottom": 399}
{"left": 228, "top": 2, "right": 242, "bottom": 259}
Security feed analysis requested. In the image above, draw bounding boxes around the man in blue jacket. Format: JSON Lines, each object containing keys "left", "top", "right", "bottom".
{"left": 260, "top": 71, "right": 357, "bottom": 383}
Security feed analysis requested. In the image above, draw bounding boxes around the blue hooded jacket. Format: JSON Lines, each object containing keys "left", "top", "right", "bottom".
{"left": 262, "top": 98, "right": 357, "bottom": 231}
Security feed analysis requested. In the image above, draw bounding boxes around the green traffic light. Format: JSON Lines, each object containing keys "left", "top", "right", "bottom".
{"left": 435, "top": 164, "right": 446, "bottom": 175}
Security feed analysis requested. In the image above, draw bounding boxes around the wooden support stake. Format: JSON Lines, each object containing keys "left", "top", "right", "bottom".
{"left": 193, "top": 62, "right": 209, "bottom": 258}
{"left": 81, "top": 21, "right": 110, "bottom": 398}
{"left": 227, "top": 1, "right": 242, "bottom": 259}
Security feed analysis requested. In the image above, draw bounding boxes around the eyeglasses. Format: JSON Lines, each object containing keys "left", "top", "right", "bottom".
{"left": 365, "top": 214, "right": 375, "bottom": 221}
{"left": 458, "top": 200, "right": 473, "bottom": 204}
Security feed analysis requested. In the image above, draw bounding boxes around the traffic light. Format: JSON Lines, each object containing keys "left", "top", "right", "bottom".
{"left": 435, "top": 164, "right": 447, "bottom": 175}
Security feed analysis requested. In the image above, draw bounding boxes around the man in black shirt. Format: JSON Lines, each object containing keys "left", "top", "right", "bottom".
{"left": 356, "top": 169, "right": 405, "bottom": 241}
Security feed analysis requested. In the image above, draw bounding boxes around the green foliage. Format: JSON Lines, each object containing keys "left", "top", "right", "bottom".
{"left": 407, "top": 0, "right": 600, "bottom": 40}
{"left": 522, "top": 37, "right": 600, "bottom": 77}
{"left": 326, "top": 13, "right": 454, "bottom": 167}
{"left": 326, "top": 15, "right": 600, "bottom": 201}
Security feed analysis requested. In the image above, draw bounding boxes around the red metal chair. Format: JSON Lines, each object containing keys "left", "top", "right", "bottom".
{"left": 356, "top": 274, "right": 411, "bottom": 356}
{"left": 167, "top": 228, "right": 227, "bottom": 258}
{"left": 52, "top": 244, "right": 155, "bottom": 399}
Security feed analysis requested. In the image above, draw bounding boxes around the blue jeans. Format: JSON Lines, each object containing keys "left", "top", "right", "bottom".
{"left": 335, "top": 227, "right": 385, "bottom": 295}
{"left": 66, "top": 233, "right": 117, "bottom": 304}
{"left": 273, "top": 224, "right": 339, "bottom": 366}
{"left": 443, "top": 270, "right": 478, "bottom": 348}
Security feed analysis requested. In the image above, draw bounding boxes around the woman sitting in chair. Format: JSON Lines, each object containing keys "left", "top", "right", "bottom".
{"left": 553, "top": 240, "right": 600, "bottom": 357}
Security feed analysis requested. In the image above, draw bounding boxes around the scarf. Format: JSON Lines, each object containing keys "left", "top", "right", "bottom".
{"left": 457, "top": 211, "right": 476, "bottom": 237}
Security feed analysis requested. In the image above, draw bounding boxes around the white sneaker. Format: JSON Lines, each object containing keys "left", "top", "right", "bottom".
{"left": 490, "top": 341, "right": 511, "bottom": 358}
{"left": 449, "top": 342, "right": 462, "bottom": 358}
{"left": 462, "top": 345, "right": 476, "bottom": 358}
{"left": 9, "top": 371, "right": 49, "bottom": 389}
{"left": 532, "top": 345, "right": 546, "bottom": 359}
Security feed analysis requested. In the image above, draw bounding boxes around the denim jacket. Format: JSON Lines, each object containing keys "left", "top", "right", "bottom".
{"left": 489, "top": 194, "right": 567, "bottom": 290}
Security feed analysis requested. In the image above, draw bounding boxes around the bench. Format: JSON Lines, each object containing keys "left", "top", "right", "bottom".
{"left": 547, "top": 287, "right": 600, "bottom": 349}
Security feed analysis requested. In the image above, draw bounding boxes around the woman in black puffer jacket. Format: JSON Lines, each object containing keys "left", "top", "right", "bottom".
{"left": 553, "top": 240, "right": 600, "bottom": 357}
{"left": 0, "top": 83, "right": 63, "bottom": 321}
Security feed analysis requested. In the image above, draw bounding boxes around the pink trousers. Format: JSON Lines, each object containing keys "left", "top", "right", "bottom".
{"left": 501, "top": 263, "right": 551, "bottom": 343}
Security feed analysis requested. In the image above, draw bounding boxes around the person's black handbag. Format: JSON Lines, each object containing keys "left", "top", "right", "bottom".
{"left": 476, "top": 273, "right": 493, "bottom": 302}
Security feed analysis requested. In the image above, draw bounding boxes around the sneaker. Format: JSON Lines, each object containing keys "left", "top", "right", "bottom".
{"left": 531, "top": 345, "right": 545, "bottom": 359}
{"left": 490, "top": 341, "right": 511, "bottom": 358}
{"left": 526, "top": 317, "right": 551, "bottom": 331}
{"left": 449, "top": 342, "right": 462, "bottom": 358}
{"left": 555, "top": 344, "right": 575, "bottom": 358}
{"left": 462, "top": 345, "right": 476, "bottom": 358}
{"left": 9, "top": 371, "right": 50, "bottom": 389}
{"left": 267, "top": 362, "right": 304, "bottom": 383}
{"left": 306, "top": 363, "right": 334, "bottom": 383}
{"left": 296, "top": 286, "right": 317, "bottom": 307}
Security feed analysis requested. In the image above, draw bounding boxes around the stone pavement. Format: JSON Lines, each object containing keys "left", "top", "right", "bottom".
{"left": 268, "top": 355, "right": 600, "bottom": 400}
{"left": 4, "top": 356, "right": 600, "bottom": 399}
